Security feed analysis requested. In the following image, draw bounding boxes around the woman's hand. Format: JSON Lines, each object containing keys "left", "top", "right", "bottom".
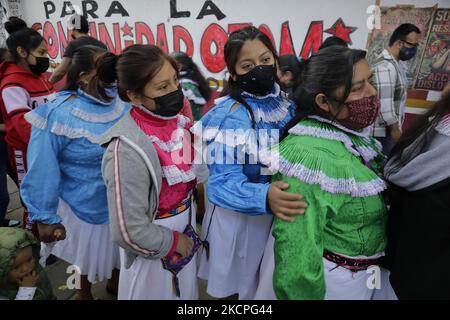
{"left": 175, "top": 233, "right": 194, "bottom": 258}
{"left": 37, "top": 222, "right": 66, "bottom": 243}
{"left": 268, "top": 181, "right": 308, "bottom": 222}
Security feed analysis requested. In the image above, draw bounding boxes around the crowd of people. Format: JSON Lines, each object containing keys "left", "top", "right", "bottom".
{"left": 0, "top": 13, "right": 449, "bottom": 301}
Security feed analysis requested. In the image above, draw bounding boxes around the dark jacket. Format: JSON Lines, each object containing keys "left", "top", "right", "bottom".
{"left": 384, "top": 124, "right": 450, "bottom": 300}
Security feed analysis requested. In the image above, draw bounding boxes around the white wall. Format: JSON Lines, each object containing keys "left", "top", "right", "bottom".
{"left": 10, "top": 0, "right": 450, "bottom": 81}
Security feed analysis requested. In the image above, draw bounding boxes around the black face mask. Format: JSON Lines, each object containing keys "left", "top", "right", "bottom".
{"left": 235, "top": 64, "right": 277, "bottom": 96}
{"left": 144, "top": 86, "right": 185, "bottom": 118}
{"left": 28, "top": 55, "right": 50, "bottom": 75}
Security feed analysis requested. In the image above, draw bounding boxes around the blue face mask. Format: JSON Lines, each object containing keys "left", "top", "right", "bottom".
{"left": 399, "top": 46, "right": 418, "bottom": 61}
{"left": 104, "top": 85, "right": 118, "bottom": 99}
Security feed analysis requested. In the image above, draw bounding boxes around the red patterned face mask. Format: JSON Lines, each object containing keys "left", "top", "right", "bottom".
{"left": 339, "top": 95, "right": 381, "bottom": 131}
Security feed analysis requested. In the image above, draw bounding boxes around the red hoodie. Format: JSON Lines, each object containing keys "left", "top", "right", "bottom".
{"left": 0, "top": 62, "right": 55, "bottom": 151}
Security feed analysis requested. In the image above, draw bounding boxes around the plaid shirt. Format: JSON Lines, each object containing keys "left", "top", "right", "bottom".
{"left": 370, "top": 49, "right": 408, "bottom": 137}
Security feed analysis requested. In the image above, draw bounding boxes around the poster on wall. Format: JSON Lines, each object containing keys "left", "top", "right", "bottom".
{"left": 366, "top": 6, "right": 435, "bottom": 88}
{"left": 415, "top": 8, "right": 450, "bottom": 91}
{"left": 0, "top": 0, "right": 10, "bottom": 47}
{"left": 0, "top": 0, "right": 23, "bottom": 47}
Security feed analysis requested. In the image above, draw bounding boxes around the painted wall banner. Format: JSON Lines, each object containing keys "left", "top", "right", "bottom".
{"left": 415, "top": 8, "right": 450, "bottom": 91}
{"left": 20, "top": 0, "right": 382, "bottom": 83}
{"left": 366, "top": 6, "right": 436, "bottom": 88}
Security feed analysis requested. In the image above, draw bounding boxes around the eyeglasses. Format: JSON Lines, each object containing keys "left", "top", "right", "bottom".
{"left": 402, "top": 40, "right": 420, "bottom": 48}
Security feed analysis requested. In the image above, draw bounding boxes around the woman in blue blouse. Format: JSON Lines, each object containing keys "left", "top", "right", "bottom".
{"left": 20, "top": 46, "right": 129, "bottom": 300}
{"left": 192, "top": 27, "right": 307, "bottom": 300}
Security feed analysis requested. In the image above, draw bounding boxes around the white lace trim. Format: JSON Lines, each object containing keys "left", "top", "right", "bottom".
{"left": 289, "top": 124, "right": 381, "bottom": 162}
{"left": 177, "top": 114, "right": 192, "bottom": 128}
{"left": 24, "top": 111, "right": 47, "bottom": 130}
{"left": 191, "top": 124, "right": 279, "bottom": 149}
{"left": 355, "top": 146, "right": 379, "bottom": 163}
{"left": 50, "top": 122, "right": 101, "bottom": 144}
{"left": 252, "top": 97, "right": 291, "bottom": 123}
{"left": 261, "top": 153, "right": 386, "bottom": 197}
{"left": 135, "top": 110, "right": 191, "bottom": 152}
{"left": 208, "top": 96, "right": 291, "bottom": 126}
{"left": 435, "top": 116, "right": 450, "bottom": 137}
{"left": 148, "top": 128, "right": 185, "bottom": 152}
{"left": 213, "top": 84, "right": 285, "bottom": 106}
{"left": 308, "top": 115, "right": 371, "bottom": 139}
{"left": 192, "top": 125, "right": 269, "bottom": 165}
{"left": 241, "top": 83, "right": 282, "bottom": 100}
{"left": 161, "top": 165, "right": 196, "bottom": 186}
{"left": 26, "top": 112, "right": 103, "bottom": 145}
{"left": 71, "top": 99, "right": 126, "bottom": 123}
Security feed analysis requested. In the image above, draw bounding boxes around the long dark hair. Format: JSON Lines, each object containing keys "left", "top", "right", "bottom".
{"left": 95, "top": 44, "right": 179, "bottom": 102}
{"left": 171, "top": 51, "right": 211, "bottom": 101}
{"left": 319, "top": 36, "right": 348, "bottom": 50}
{"left": 4, "top": 17, "right": 45, "bottom": 62}
{"left": 221, "top": 26, "right": 279, "bottom": 129}
{"left": 279, "top": 54, "right": 304, "bottom": 93}
{"left": 387, "top": 91, "right": 450, "bottom": 173}
{"left": 64, "top": 45, "right": 108, "bottom": 97}
{"left": 282, "top": 46, "right": 367, "bottom": 139}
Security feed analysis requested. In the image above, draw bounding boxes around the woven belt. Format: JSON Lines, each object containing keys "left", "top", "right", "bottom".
{"left": 323, "top": 250, "right": 382, "bottom": 273}
{"left": 156, "top": 193, "right": 192, "bottom": 220}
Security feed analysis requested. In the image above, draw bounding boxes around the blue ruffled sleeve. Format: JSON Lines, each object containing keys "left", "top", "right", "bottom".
{"left": 192, "top": 97, "right": 271, "bottom": 215}
{"left": 20, "top": 94, "right": 71, "bottom": 225}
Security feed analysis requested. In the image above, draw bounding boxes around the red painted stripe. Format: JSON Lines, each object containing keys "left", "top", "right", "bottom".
{"left": 407, "top": 89, "right": 428, "bottom": 100}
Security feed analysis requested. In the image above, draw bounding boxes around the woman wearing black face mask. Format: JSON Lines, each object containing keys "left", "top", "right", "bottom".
{"left": 191, "top": 26, "right": 307, "bottom": 300}
{"left": 0, "top": 17, "right": 55, "bottom": 237}
{"left": 100, "top": 45, "right": 201, "bottom": 300}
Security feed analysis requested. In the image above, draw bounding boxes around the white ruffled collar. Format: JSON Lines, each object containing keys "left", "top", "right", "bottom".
{"left": 307, "top": 115, "right": 371, "bottom": 138}
{"left": 241, "top": 83, "right": 281, "bottom": 100}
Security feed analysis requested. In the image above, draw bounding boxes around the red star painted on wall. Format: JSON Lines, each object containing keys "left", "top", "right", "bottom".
{"left": 325, "top": 18, "right": 357, "bottom": 45}
{"left": 121, "top": 22, "right": 134, "bottom": 37}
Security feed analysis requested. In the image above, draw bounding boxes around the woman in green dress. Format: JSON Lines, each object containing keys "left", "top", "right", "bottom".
{"left": 262, "top": 46, "right": 392, "bottom": 300}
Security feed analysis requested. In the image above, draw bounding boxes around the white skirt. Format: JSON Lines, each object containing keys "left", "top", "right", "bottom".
{"left": 324, "top": 256, "right": 398, "bottom": 300}
{"left": 41, "top": 199, "right": 120, "bottom": 283}
{"left": 254, "top": 233, "right": 276, "bottom": 300}
{"left": 255, "top": 237, "right": 398, "bottom": 300}
{"left": 117, "top": 202, "right": 198, "bottom": 300}
{"left": 197, "top": 202, "right": 273, "bottom": 300}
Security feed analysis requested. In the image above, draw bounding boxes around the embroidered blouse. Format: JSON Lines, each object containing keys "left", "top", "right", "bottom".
{"left": 261, "top": 116, "right": 388, "bottom": 300}
{"left": 130, "top": 106, "right": 196, "bottom": 211}
{"left": 191, "top": 84, "right": 296, "bottom": 215}
{"left": 20, "top": 90, "right": 129, "bottom": 225}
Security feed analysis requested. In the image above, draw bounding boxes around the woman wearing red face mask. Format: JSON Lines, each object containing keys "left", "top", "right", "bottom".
{"left": 0, "top": 17, "right": 55, "bottom": 235}
{"left": 261, "top": 46, "right": 394, "bottom": 300}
